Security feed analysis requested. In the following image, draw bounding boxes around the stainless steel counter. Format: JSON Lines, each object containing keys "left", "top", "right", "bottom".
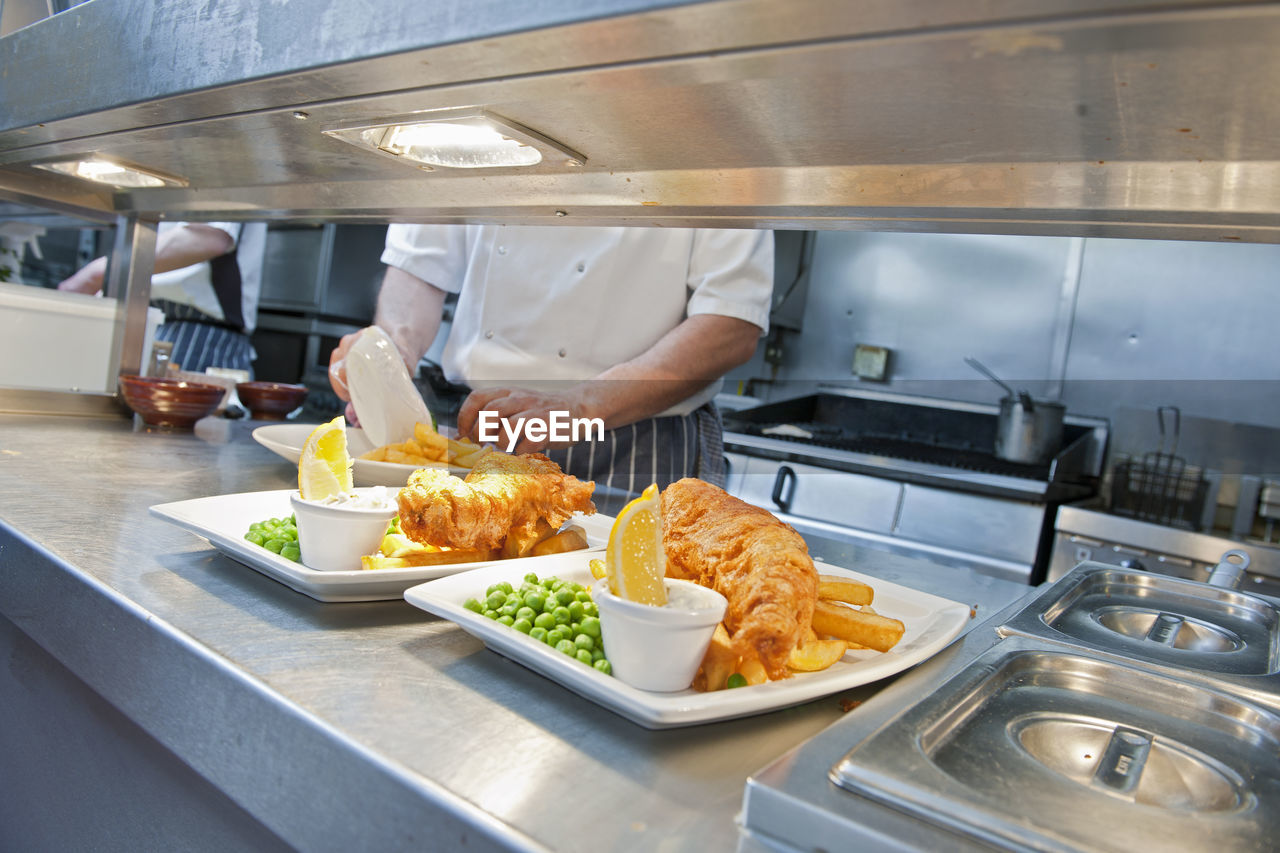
{"left": 0, "top": 413, "right": 1031, "bottom": 851}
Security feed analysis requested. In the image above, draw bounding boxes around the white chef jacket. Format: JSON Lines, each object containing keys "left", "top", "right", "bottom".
{"left": 150, "top": 221, "right": 267, "bottom": 333}
{"left": 381, "top": 225, "right": 773, "bottom": 416}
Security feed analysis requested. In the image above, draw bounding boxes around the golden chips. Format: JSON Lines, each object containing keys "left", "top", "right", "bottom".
{"left": 358, "top": 421, "right": 494, "bottom": 471}
{"left": 693, "top": 571, "right": 906, "bottom": 691}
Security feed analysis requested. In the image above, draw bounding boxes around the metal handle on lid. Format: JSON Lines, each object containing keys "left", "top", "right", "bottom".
{"left": 1092, "top": 727, "right": 1153, "bottom": 796}
{"left": 1145, "top": 612, "right": 1184, "bottom": 646}
{"left": 1207, "top": 548, "right": 1251, "bottom": 589}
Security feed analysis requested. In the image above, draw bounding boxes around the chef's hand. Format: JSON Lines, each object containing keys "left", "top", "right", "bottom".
{"left": 457, "top": 387, "right": 587, "bottom": 455}
{"left": 57, "top": 256, "right": 107, "bottom": 295}
{"left": 327, "top": 325, "right": 417, "bottom": 426}
{"left": 327, "top": 329, "right": 364, "bottom": 424}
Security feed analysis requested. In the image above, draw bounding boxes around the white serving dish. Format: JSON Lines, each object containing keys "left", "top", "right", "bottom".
{"left": 592, "top": 577, "right": 727, "bottom": 692}
{"left": 150, "top": 488, "right": 610, "bottom": 602}
{"left": 252, "top": 422, "right": 464, "bottom": 487}
{"left": 403, "top": 553, "right": 972, "bottom": 729}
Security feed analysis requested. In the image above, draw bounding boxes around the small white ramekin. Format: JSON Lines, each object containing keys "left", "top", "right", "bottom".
{"left": 592, "top": 578, "right": 728, "bottom": 692}
{"left": 289, "top": 489, "right": 397, "bottom": 572}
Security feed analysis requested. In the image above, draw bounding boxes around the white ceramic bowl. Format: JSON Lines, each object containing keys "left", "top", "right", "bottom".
{"left": 592, "top": 578, "right": 728, "bottom": 692}
{"left": 289, "top": 488, "right": 397, "bottom": 572}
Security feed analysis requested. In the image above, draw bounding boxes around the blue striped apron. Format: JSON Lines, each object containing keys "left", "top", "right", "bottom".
{"left": 544, "top": 401, "right": 725, "bottom": 515}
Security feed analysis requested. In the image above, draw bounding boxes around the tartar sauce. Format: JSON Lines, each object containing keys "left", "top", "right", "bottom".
{"left": 661, "top": 580, "right": 721, "bottom": 613}
{"left": 312, "top": 486, "right": 393, "bottom": 510}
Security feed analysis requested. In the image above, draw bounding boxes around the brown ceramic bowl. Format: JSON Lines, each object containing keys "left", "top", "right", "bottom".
{"left": 119, "top": 374, "right": 225, "bottom": 428}
{"left": 236, "top": 381, "right": 308, "bottom": 420}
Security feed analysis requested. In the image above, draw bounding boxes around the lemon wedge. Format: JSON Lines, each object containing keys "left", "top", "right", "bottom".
{"left": 605, "top": 483, "right": 667, "bottom": 606}
{"left": 298, "top": 415, "right": 353, "bottom": 500}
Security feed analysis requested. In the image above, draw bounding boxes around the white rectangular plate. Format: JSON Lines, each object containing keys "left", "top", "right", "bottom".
{"left": 150, "top": 489, "right": 610, "bottom": 602}
{"left": 403, "top": 553, "right": 972, "bottom": 729}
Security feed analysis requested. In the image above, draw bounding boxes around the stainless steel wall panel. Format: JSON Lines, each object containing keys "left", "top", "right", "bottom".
{"left": 778, "top": 231, "right": 1075, "bottom": 389}
{"left": 258, "top": 226, "right": 323, "bottom": 311}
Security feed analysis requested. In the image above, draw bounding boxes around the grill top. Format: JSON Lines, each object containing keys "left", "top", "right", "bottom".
{"left": 722, "top": 393, "right": 1097, "bottom": 486}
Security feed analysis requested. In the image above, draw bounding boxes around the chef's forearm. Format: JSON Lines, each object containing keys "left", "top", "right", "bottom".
{"left": 575, "top": 314, "right": 761, "bottom": 428}
{"left": 152, "top": 224, "right": 235, "bottom": 274}
{"left": 57, "top": 224, "right": 233, "bottom": 294}
{"left": 373, "top": 266, "right": 447, "bottom": 367}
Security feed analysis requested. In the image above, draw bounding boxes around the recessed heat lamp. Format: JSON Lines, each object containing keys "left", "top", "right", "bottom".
{"left": 323, "top": 109, "right": 584, "bottom": 170}
{"left": 34, "top": 157, "right": 187, "bottom": 188}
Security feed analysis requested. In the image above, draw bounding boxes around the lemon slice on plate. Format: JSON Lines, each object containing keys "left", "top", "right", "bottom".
{"left": 298, "top": 415, "right": 353, "bottom": 500}
{"left": 605, "top": 483, "right": 667, "bottom": 606}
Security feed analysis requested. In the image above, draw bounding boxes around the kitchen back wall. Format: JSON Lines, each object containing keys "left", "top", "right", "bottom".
{"left": 728, "top": 232, "right": 1280, "bottom": 480}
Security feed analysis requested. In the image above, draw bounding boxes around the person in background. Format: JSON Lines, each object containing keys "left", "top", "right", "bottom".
{"left": 58, "top": 221, "right": 268, "bottom": 375}
{"left": 329, "top": 224, "right": 773, "bottom": 498}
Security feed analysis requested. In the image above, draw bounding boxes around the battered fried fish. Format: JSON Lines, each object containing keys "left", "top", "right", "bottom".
{"left": 397, "top": 452, "right": 595, "bottom": 552}
{"left": 661, "top": 478, "right": 818, "bottom": 679}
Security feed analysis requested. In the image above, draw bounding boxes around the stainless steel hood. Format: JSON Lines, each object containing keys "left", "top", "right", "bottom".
{"left": 2, "top": 0, "right": 1279, "bottom": 241}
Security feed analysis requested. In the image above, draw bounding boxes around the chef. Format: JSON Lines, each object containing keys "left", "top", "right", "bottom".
{"left": 329, "top": 224, "right": 773, "bottom": 497}
{"left": 58, "top": 221, "right": 267, "bottom": 375}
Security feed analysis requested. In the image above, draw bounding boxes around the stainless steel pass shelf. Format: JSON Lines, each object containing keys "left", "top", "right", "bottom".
{"left": 1, "top": 1, "right": 1279, "bottom": 241}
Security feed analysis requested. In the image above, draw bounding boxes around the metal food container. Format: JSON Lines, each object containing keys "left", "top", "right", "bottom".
{"left": 999, "top": 564, "right": 1280, "bottom": 710}
{"left": 831, "top": 638, "right": 1280, "bottom": 852}
{"left": 744, "top": 562, "right": 1280, "bottom": 852}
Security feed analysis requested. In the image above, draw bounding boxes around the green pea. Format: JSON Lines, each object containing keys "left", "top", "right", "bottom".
{"left": 529, "top": 627, "right": 548, "bottom": 643}
{"left": 280, "top": 543, "right": 301, "bottom": 562}
{"left": 552, "top": 606, "right": 572, "bottom": 625}
{"left": 524, "top": 592, "right": 545, "bottom": 612}
{"left": 485, "top": 590, "right": 507, "bottom": 609}
{"left": 591, "top": 647, "right": 605, "bottom": 663}
{"left": 499, "top": 602, "right": 519, "bottom": 617}
{"left": 542, "top": 597, "right": 559, "bottom": 614}
{"left": 524, "top": 572, "right": 540, "bottom": 585}
{"left": 593, "top": 659, "right": 612, "bottom": 676}
{"left": 244, "top": 531, "right": 265, "bottom": 546}
{"left": 569, "top": 622, "right": 581, "bottom": 637}
{"left": 555, "top": 589, "right": 575, "bottom": 606}
{"left": 513, "top": 618, "right": 533, "bottom": 634}
{"left": 546, "top": 628, "right": 567, "bottom": 647}
{"left": 515, "top": 606, "right": 537, "bottom": 623}
{"left": 574, "top": 633, "right": 594, "bottom": 651}
{"left": 497, "top": 615, "right": 515, "bottom": 627}
{"left": 482, "top": 609, "right": 500, "bottom": 620}
{"left": 264, "top": 538, "right": 286, "bottom": 554}
{"left": 575, "top": 591, "right": 592, "bottom": 603}
{"left": 575, "top": 649, "right": 594, "bottom": 665}
{"left": 463, "top": 598, "right": 483, "bottom": 614}
{"left": 555, "top": 639, "right": 577, "bottom": 657}
{"left": 568, "top": 601, "right": 585, "bottom": 621}
{"left": 542, "top": 578, "right": 558, "bottom": 590}
{"left": 533, "top": 612, "right": 556, "bottom": 630}
{"left": 727, "top": 673, "right": 748, "bottom": 689}
{"left": 582, "top": 602, "right": 599, "bottom": 618}
{"left": 580, "top": 617, "right": 601, "bottom": 639}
